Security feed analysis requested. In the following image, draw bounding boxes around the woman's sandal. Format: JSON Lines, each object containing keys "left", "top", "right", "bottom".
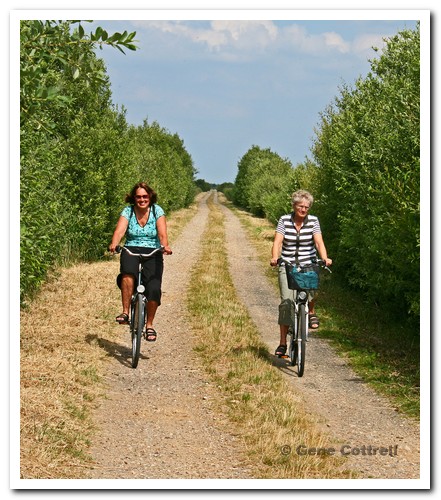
{"left": 309, "top": 314, "right": 320, "bottom": 329}
{"left": 275, "top": 344, "right": 287, "bottom": 357}
{"left": 116, "top": 313, "right": 129, "bottom": 324}
{"left": 146, "top": 328, "right": 157, "bottom": 342}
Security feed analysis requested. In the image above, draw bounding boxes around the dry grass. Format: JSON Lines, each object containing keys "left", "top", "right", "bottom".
{"left": 19, "top": 199, "right": 200, "bottom": 479}
{"left": 187, "top": 193, "right": 353, "bottom": 478}
{"left": 20, "top": 260, "right": 121, "bottom": 478}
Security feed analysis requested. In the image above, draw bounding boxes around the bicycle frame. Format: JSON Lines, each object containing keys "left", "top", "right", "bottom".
{"left": 288, "top": 288, "right": 309, "bottom": 376}
{"left": 115, "top": 245, "right": 164, "bottom": 368}
{"left": 278, "top": 257, "right": 331, "bottom": 377}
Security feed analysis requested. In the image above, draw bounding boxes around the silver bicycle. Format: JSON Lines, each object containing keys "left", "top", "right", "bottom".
{"left": 278, "top": 258, "right": 331, "bottom": 377}
{"left": 115, "top": 245, "right": 164, "bottom": 368}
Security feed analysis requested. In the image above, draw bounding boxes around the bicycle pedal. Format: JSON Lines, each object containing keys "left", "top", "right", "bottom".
{"left": 279, "top": 354, "right": 289, "bottom": 359}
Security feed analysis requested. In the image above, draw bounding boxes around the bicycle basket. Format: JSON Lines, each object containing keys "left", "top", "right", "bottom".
{"left": 286, "top": 263, "right": 319, "bottom": 291}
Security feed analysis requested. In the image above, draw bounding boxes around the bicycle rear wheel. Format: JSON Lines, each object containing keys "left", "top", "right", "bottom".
{"left": 131, "top": 293, "right": 144, "bottom": 368}
{"left": 296, "top": 304, "right": 307, "bottom": 377}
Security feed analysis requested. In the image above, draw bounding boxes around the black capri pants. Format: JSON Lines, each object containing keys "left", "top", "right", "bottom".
{"left": 117, "top": 246, "right": 164, "bottom": 305}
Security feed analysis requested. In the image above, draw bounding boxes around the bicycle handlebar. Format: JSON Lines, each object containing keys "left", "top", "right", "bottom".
{"left": 114, "top": 245, "right": 165, "bottom": 258}
{"left": 316, "top": 259, "right": 332, "bottom": 273}
{"left": 277, "top": 257, "right": 332, "bottom": 273}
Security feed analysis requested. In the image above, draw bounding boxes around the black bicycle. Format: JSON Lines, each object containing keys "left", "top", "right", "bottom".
{"left": 115, "top": 245, "right": 164, "bottom": 368}
{"left": 278, "top": 258, "right": 331, "bottom": 377}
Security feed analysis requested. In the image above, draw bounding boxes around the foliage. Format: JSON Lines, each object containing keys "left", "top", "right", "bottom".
{"left": 20, "top": 20, "right": 195, "bottom": 306}
{"left": 125, "top": 120, "right": 197, "bottom": 212}
{"left": 217, "top": 182, "right": 235, "bottom": 201}
{"left": 233, "top": 146, "right": 298, "bottom": 223}
{"left": 20, "top": 20, "right": 137, "bottom": 132}
{"left": 311, "top": 25, "right": 420, "bottom": 318}
{"left": 195, "top": 178, "right": 215, "bottom": 192}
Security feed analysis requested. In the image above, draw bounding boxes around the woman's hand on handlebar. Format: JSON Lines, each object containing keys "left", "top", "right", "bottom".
{"left": 108, "top": 242, "right": 119, "bottom": 254}
{"left": 270, "top": 257, "right": 279, "bottom": 267}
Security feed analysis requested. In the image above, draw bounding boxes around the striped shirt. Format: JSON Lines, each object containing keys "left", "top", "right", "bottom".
{"left": 276, "top": 213, "right": 321, "bottom": 267}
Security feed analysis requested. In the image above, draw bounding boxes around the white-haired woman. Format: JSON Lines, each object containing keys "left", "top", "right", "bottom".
{"left": 270, "top": 190, "right": 332, "bottom": 357}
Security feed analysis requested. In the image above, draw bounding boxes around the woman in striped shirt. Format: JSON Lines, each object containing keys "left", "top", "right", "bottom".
{"left": 270, "top": 190, "right": 332, "bottom": 357}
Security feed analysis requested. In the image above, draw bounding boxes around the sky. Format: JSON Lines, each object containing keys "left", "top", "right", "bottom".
{"left": 88, "top": 14, "right": 421, "bottom": 184}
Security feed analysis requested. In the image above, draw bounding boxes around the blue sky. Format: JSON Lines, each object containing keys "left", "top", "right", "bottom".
{"left": 90, "top": 15, "right": 420, "bottom": 184}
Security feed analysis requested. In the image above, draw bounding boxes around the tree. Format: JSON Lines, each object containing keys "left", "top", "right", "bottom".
{"left": 20, "top": 20, "right": 137, "bottom": 304}
{"left": 311, "top": 25, "right": 420, "bottom": 319}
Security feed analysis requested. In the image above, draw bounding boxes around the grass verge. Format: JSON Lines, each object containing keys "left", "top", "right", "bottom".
{"left": 225, "top": 198, "right": 420, "bottom": 419}
{"left": 187, "top": 193, "right": 353, "bottom": 478}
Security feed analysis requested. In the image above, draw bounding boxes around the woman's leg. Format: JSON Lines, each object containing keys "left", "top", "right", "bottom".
{"left": 308, "top": 293, "right": 319, "bottom": 329}
{"left": 277, "top": 266, "right": 294, "bottom": 352}
{"left": 146, "top": 300, "right": 159, "bottom": 330}
{"left": 121, "top": 274, "right": 135, "bottom": 315}
{"left": 279, "top": 323, "right": 289, "bottom": 346}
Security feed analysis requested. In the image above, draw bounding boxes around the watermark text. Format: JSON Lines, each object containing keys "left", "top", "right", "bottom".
{"left": 281, "top": 444, "right": 399, "bottom": 457}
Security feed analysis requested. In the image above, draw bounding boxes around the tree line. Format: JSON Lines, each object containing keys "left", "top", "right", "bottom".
{"left": 20, "top": 20, "right": 420, "bottom": 324}
{"left": 230, "top": 25, "right": 420, "bottom": 323}
{"left": 20, "top": 21, "right": 196, "bottom": 305}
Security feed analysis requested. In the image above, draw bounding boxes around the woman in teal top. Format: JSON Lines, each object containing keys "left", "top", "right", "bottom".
{"left": 109, "top": 182, "right": 172, "bottom": 340}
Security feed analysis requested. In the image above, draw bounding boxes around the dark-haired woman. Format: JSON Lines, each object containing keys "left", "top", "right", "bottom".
{"left": 109, "top": 182, "right": 172, "bottom": 341}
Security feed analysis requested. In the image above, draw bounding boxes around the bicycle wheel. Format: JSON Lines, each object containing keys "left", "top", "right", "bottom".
{"left": 131, "top": 293, "right": 144, "bottom": 368}
{"left": 296, "top": 303, "right": 307, "bottom": 377}
{"left": 288, "top": 326, "right": 296, "bottom": 366}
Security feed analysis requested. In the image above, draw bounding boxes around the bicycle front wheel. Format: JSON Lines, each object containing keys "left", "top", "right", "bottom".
{"left": 131, "top": 294, "right": 145, "bottom": 368}
{"left": 296, "top": 303, "right": 307, "bottom": 377}
{"left": 288, "top": 326, "right": 296, "bottom": 367}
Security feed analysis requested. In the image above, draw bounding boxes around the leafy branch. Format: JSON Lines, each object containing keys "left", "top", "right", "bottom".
{"left": 20, "top": 20, "right": 138, "bottom": 127}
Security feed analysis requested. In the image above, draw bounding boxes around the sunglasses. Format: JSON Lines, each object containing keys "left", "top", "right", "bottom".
{"left": 135, "top": 195, "right": 149, "bottom": 200}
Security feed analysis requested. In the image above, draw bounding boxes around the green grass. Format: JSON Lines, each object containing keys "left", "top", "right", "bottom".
{"left": 317, "top": 277, "right": 420, "bottom": 417}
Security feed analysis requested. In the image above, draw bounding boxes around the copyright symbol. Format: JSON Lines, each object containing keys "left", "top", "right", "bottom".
{"left": 281, "top": 445, "right": 292, "bottom": 456}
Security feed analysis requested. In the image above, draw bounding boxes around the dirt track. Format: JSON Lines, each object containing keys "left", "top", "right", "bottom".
{"left": 86, "top": 192, "right": 421, "bottom": 482}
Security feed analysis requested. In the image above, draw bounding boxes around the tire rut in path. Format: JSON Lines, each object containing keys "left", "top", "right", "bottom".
{"left": 87, "top": 193, "right": 253, "bottom": 480}
{"left": 218, "top": 196, "right": 420, "bottom": 480}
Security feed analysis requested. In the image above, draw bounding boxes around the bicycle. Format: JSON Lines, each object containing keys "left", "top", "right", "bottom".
{"left": 277, "top": 258, "right": 331, "bottom": 377}
{"left": 115, "top": 245, "right": 165, "bottom": 368}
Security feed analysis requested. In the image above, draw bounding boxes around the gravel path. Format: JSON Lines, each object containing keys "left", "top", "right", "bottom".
{"left": 86, "top": 192, "right": 421, "bottom": 482}
{"left": 87, "top": 192, "right": 253, "bottom": 481}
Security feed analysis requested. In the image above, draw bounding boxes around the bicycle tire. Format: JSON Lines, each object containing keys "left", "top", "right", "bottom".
{"left": 131, "top": 293, "right": 144, "bottom": 368}
{"left": 296, "top": 303, "right": 307, "bottom": 377}
{"left": 288, "top": 326, "right": 296, "bottom": 367}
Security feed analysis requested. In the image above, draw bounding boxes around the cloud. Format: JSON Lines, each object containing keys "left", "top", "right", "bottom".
{"left": 279, "top": 24, "right": 351, "bottom": 55}
{"left": 133, "top": 20, "right": 362, "bottom": 59}
{"left": 323, "top": 32, "right": 350, "bottom": 53}
{"left": 210, "top": 20, "right": 278, "bottom": 49}
{"left": 351, "top": 33, "right": 389, "bottom": 57}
